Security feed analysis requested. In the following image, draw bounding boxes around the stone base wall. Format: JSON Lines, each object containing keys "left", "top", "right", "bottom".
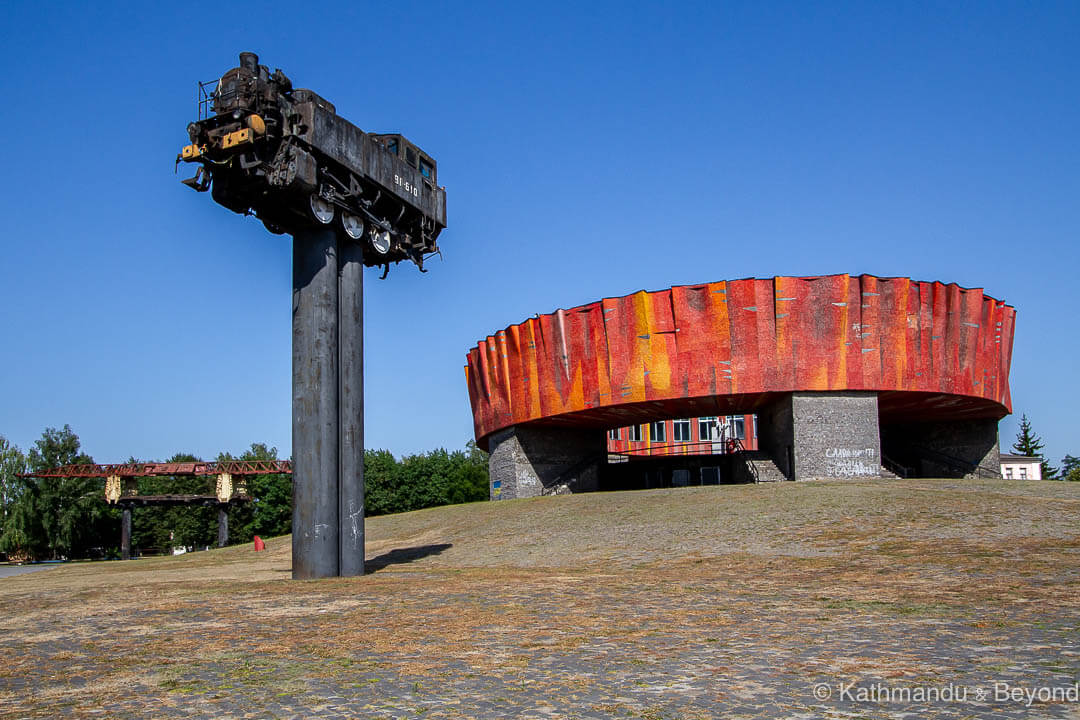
{"left": 791, "top": 392, "right": 882, "bottom": 480}
{"left": 488, "top": 426, "right": 606, "bottom": 500}
{"left": 485, "top": 393, "right": 1002, "bottom": 496}
{"left": 759, "top": 392, "right": 882, "bottom": 480}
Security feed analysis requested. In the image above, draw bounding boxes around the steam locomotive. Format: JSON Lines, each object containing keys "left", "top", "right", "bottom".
{"left": 178, "top": 52, "right": 446, "bottom": 271}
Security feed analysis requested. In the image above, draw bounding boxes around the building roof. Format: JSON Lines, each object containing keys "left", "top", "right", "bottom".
{"left": 1000, "top": 454, "right": 1043, "bottom": 462}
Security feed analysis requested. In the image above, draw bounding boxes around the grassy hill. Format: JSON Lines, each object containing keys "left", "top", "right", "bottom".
{"left": 2, "top": 478, "right": 1079, "bottom": 718}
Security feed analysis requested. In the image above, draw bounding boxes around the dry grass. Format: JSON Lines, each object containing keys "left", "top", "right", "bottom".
{"left": 2, "top": 477, "right": 1079, "bottom": 719}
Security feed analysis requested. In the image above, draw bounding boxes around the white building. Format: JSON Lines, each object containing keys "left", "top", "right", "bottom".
{"left": 1000, "top": 453, "right": 1042, "bottom": 480}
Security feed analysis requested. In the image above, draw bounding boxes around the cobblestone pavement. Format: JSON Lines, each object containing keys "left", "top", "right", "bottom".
{"left": 1, "top": 478, "right": 1078, "bottom": 719}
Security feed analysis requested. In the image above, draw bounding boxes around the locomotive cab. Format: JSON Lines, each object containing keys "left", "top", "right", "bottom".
{"left": 372, "top": 134, "right": 437, "bottom": 184}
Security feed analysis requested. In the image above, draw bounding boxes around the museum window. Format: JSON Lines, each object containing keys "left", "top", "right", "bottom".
{"left": 1019, "top": 467, "right": 1028, "bottom": 479}
{"left": 628, "top": 424, "right": 644, "bottom": 442}
{"left": 731, "top": 415, "right": 745, "bottom": 440}
{"left": 699, "top": 416, "right": 720, "bottom": 441}
{"left": 608, "top": 428, "right": 620, "bottom": 440}
{"left": 753, "top": 414, "right": 758, "bottom": 439}
{"left": 673, "top": 419, "right": 691, "bottom": 442}
{"left": 650, "top": 420, "right": 666, "bottom": 442}
{"left": 1004, "top": 467, "right": 1013, "bottom": 479}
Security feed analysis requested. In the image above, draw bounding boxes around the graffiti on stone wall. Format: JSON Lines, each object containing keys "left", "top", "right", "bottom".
{"left": 824, "top": 447, "right": 878, "bottom": 477}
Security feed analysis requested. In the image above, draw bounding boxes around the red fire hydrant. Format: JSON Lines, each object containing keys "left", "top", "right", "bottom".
{"left": 253, "top": 535, "right": 265, "bottom": 552}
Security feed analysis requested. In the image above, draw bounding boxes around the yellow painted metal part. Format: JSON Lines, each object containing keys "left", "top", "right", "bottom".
{"left": 180, "top": 143, "right": 206, "bottom": 161}
{"left": 216, "top": 473, "right": 233, "bottom": 503}
{"left": 222, "top": 128, "right": 253, "bottom": 150}
{"left": 246, "top": 114, "right": 266, "bottom": 135}
{"left": 105, "top": 475, "right": 121, "bottom": 504}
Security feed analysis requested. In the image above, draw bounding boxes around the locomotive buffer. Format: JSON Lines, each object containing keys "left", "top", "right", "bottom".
{"left": 178, "top": 52, "right": 447, "bottom": 578}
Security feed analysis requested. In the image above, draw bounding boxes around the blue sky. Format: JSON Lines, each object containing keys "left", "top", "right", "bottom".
{"left": 0, "top": 1, "right": 1076, "bottom": 466}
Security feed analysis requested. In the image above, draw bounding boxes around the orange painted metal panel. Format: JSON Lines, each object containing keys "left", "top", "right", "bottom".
{"left": 465, "top": 274, "right": 1016, "bottom": 449}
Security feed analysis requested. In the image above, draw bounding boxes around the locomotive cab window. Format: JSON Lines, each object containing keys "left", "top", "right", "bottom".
{"left": 405, "top": 146, "right": 418, "bottom": 168}
{"left": 419, "top": 159, "right": 434, "bottom": 180}
{"left": 385, "top": 137, "right": 399, "bottom": 155}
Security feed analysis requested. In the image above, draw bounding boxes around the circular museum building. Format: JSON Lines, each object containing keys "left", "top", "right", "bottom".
{"left": 464, "top": 274, "right": 1015, "bottom": 499}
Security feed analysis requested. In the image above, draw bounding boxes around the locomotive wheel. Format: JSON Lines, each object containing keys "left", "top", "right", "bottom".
{"left": 309, "top": 194, "right": 335, "bottom": 224}
{"left": 370, "top": 227, "right": 391, "bottom": 255}
{"left": 341, "top": 212, "right": 365, "bottom": 240}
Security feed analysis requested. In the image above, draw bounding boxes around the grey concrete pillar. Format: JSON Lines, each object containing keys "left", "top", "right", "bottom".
{"left": 121, "top": 506, "right": 131, "bottom": 560}
{"left": 292, "top": 226, "right": 340, "bottom": 579}
{"left": 760, "top": 392, "right": 882, "bottom": 480}
{"left": 338, "top": 239, "right": 365, "bottom": 577}
{"left": 217, "top": 506, "right": 228, "bottom": 548}
{"left": 488, "top": 426, "right": 607, "bottom": 499}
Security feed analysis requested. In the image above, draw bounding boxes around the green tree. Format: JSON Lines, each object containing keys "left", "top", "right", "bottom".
{"left": 0, "top": 436, "right": 27, "bottom": 524}
{"left": 362, "top": 442, "right": 490, "bottom": 516}
{"left": 446, "top": 441, "right": 489, "bottom": 505}
{"left": 132, "top": 453, "right": 218, "bottom": 552}
{"left": 1012, "top": 415, "right": 1057, "bottom": 480}
{"left": 446, "top": 461, "right": 488, "bottom": 505}
{"left": 220, "top": 443, "right": 291, "bottom": 543}
{"left": 1062, "top": 454, "right": 1080, "bottom": 482}
{"left": 0, "top": 475, "right": 45, "bottom": 561}
{"left": 394, "top": 449, "right": 455, "bottom": 511}
{"left": 1, "top": 425, "right": 113, "bottom": 560}
{"left": 364, "top": 449, "right": 400, "bottom": 516}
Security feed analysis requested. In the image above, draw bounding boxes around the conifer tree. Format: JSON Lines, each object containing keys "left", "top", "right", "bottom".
{"left": 1012, "top": 415, "right": 1058, "bottom": 479}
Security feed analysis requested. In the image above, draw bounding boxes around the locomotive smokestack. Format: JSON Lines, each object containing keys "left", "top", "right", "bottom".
{"left": 239, "top": 52, "right": 259, "bottom": 73}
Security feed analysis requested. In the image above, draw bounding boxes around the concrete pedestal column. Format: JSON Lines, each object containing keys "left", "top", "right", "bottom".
{"left": 338, "top": 240, "right": 365, "bottom": 577}
{"left": 759, "top": 392, "right": 882, "bottom": 480}
{"left": 292, "top": 227, "right": 340, "bottom": 579}
{"left": 488, "top": 426, "right": 606, "bottom": 499}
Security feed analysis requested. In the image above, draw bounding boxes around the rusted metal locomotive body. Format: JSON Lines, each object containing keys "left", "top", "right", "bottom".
{"left": 179, "top": 52, "right": 446, "bottom": 270}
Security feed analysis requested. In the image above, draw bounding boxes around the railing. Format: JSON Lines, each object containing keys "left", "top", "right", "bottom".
{"left": 899, "top": 445, "right": 999, "bottom": 479}
{"left": 541, "top": 453, "right": 608, "bottom": 496}
{"left": 611, "top": 436, "right": 762, "bottom": 484}
{"left": 881, "top": 453, "right": 912, "bottom": 478}
{"left": 197, "top": 79, "right": 217, "bottom": 121}
{"left": 616, "top": 438, "right": 746, "bottom": 458}
{"left": 730, "top": 437, "right": 760, "bottom": 484}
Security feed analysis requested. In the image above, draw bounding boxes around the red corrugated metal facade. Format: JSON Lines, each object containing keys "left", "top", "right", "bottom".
{"left": 466, "top": 274, "right": 1015, "bottom": 450}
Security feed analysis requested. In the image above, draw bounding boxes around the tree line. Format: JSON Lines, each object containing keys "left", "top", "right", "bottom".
{"left": 0, "top": 425, "right": 488, "bottom": 562}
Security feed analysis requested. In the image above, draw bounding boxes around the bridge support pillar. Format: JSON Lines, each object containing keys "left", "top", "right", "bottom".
{"left": 121, "top": 507, "right": 131, "bottom": 560}
{"left": 217, "top": 506, "right": 228, "bottom": 548}
{"left": 759, "top": 391, "right": 882, "bottom": 480}
{"left": 488, "top": 426, "right": 606, "bottom": 499}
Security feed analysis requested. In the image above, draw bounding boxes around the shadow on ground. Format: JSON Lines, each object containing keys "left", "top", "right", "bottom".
{"left": 366, "top": 543, "right": 452, "bottom": 572}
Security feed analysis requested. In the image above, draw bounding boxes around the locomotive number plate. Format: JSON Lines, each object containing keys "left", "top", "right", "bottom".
{"left": 393, "top": 174, "right": 420, "bottom": 198}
